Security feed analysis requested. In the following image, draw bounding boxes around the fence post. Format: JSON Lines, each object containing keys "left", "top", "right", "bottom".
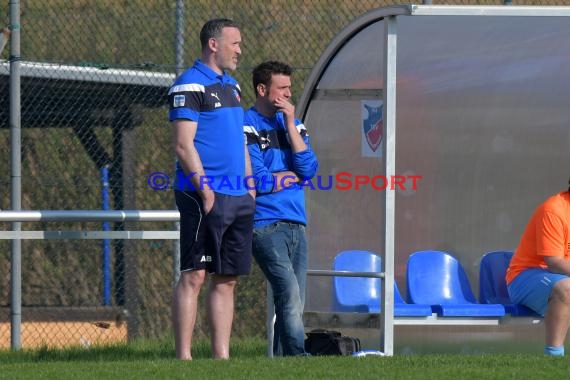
{"left": 101, "top": 166, "right": 111, "bottom": 306}
{"left": 9, "top": 0, "right": 22, "bottom": 351}
{"left": 172, "top": 0, "right": 185, "bottom": 289}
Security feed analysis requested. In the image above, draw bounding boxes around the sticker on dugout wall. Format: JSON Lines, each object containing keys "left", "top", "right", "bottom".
{"left": 361, "top": 100, "right": 383, "bottom": 158}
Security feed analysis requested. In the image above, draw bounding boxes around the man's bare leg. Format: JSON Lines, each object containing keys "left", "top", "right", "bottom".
{"left": 545, "top": 278, "right": 570, "bottom": 348}
{"left": 207, "top": 274, "right": 237, "bottom": 359}
{"left": 172, "top": 269, "right": 206, "bottom": 360}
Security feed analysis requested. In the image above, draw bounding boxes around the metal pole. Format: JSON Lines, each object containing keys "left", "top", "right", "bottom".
{"left": 172, "top": 0, "right": 184, "bottom": 287}
{"left": 381, "top": 15, "right": 398, "bottom": 357}
{"left": 265, "top": 284, "right": 274, "bottom": 357}
{"left": 101, "top": 166, "right": 111, "bottom": 305}
{"left": 9, "top": 0, "right": 22, "bottom": 350}
{"left": 175, "top": 0, "right": 185, "bottom": 77}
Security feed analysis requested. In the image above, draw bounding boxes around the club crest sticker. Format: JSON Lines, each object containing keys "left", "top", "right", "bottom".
{"left": 361, "top": 100, "right": 383, "bottom": 158}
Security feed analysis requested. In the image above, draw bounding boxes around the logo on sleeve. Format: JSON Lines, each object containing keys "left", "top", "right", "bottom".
{"left": 173, "top": 95, "right": 185, "bottom": 107}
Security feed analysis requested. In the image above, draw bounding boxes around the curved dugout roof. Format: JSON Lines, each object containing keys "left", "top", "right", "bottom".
{"left": 299, "top": 5, "right": 570, "bottom": 354}
{"left": 299, "top": 4, "right": 570, "bottom": 117}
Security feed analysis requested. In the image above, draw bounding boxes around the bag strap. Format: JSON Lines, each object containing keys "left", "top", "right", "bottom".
{"left": 306, "top": 329, "right": 341, "bottom": 337}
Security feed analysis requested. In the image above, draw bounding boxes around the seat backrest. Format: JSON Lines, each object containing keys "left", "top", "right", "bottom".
{"left": 406, "top": 250, "right": 477, "bottom": 305}
{"left": 478, "top": 250, "right": 514, "bottom": 304}
{"left": 393, "top": 280, "right": 407, "bottom": 304}
{"left": 332, "top": 250, "right": 382, "bottom": 312}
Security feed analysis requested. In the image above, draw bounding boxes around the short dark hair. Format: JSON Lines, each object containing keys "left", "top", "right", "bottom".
{"left": 199, "top": 18, "right": 239, "bottom": 50}
{"left": 252, "top": 60, "right": 293, "bottom": 94}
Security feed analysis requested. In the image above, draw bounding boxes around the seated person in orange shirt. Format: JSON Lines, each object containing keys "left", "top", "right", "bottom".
{"left": 506, "top": 177, "right": 570, "bottom": 356}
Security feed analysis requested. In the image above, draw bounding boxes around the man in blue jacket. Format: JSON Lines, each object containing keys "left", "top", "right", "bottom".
{"left": 244, "top": 60, "right": 319, "bottom": 356}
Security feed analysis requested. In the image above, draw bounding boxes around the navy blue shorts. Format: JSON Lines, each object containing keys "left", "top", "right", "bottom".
{"left": 175, "top": 190, "right": 255, "bottom": 275}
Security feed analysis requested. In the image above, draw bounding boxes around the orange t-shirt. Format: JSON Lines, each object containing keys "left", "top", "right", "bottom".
{"left": 506, "top": 191, "right": 570, "bottom": 285}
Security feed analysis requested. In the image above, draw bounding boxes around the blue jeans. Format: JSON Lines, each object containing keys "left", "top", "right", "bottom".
{"left": 253, "top": 221, "right": 308, "bottom": 356}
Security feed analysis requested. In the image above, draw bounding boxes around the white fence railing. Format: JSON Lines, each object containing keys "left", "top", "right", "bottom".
{"left": 0, "top": 209, "right": 180, "bottom": 350}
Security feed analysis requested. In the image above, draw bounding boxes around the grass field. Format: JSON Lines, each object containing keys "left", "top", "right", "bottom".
{"left": 0, "top": 338, "right": 568, "bottom": 380}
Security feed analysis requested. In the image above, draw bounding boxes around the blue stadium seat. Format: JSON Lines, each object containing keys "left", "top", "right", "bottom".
{"left": 479, "top": 250, "right": 539, "bottom": 317}
{"left": 406, "top": 250, "right": 505, "bottom": 317}
{"left": 332, "top": 250, "right": 432, "bottom": 317}
{"left": 393, "top": 279, "right": 433, "bottom": 317}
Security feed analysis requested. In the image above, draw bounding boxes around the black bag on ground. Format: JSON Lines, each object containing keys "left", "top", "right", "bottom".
{"left": 304, "top": 329, "right": 361, "bottom": 356}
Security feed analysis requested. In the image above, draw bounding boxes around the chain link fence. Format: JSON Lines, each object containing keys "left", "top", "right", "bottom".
{"left": 0, "top": 0, "right": 566, "bottom": 349}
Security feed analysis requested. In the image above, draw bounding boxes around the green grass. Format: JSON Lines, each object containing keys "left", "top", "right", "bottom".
{"left": 0, "top": 338, "right": 568, "bottom": 380}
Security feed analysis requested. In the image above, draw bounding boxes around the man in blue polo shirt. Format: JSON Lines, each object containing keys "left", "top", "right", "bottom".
{"left": 168, "top": 18, "right": 255, "bottom": 360}
{"left": 244, "top": 60, "right": 318, "bottom": 356}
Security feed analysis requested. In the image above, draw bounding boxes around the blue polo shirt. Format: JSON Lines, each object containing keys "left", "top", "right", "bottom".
{"left": 168, "top": 60, "right": 246, "bottom": 196}
{"left": 244, "top": 107, "right": 319, "bottom": 227}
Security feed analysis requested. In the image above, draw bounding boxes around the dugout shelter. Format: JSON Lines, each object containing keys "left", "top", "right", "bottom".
{"left": 297, "top": 5, "right": 570, "bottom": 355}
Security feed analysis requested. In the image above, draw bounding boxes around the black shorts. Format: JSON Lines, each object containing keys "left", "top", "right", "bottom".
{"left": 175, "top": 190, "right": 255, "bottom": 275}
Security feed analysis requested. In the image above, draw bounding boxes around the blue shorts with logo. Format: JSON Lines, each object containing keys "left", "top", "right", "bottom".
{"left": 507, "top": 268, "right": 568, "bottom": 316}
{"left": 175, "top": 190, "right": 255, "bottom": 275}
